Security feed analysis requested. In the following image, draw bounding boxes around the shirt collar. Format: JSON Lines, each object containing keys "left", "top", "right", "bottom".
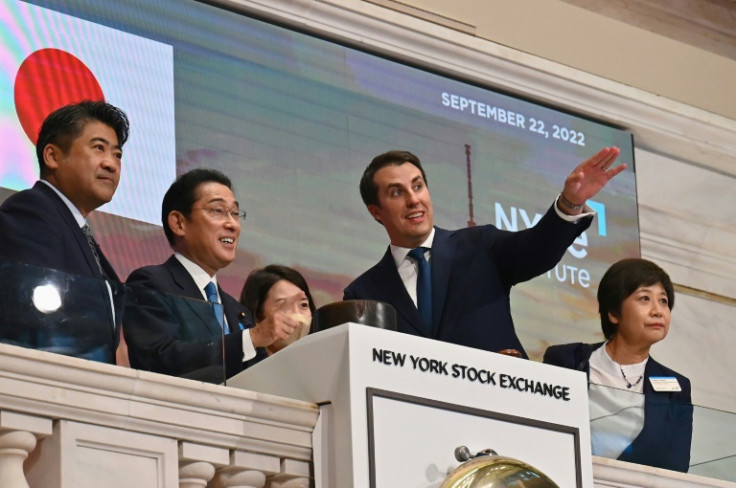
{"left": 389, "top": 227, "right": 435, "bottom": 267}
{"left": 174, "top": 253, "right": 218, "bottom": 299}
{"left": 39, "top": 179, "right": 86, "bottom": 228}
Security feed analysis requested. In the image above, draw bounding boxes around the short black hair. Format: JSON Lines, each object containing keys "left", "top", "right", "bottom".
{"left": 597, "top": 258, "right": 675, "bottom": 339}
{"left": 240, "top": 265, "right": 316, "bottom": 322}
{"left": 161, "top": 168, "right": 232, "bottom": 246}
{"left": 36, "top": 100, "right": 129, "bottom": 175}
{"left": 359, "top": 150, "right": 427, "bottom": 207}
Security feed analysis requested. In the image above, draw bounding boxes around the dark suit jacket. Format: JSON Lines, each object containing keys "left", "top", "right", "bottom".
{"left": 124, "top": 255, "right": 260, "bottom": 383}
{"left": 543, "top": 342, "right": 693, "bottom": 472}
{"left": 344, "top": 205, "right": 591, "bottom": 358}
{"left": 0, "top": 182, "right": 120, "bottom": 363}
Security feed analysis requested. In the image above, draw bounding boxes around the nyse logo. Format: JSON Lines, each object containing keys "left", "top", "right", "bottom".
{"left": 494, "top": 200, "right": 608, "bottom": 288}
{"left": 494, "top": 200, "right": 607, "bottom": 260}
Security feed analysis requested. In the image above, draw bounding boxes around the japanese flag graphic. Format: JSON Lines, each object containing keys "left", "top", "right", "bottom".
{"left": 1, "top": 1, "right": 175, "bottom": 225}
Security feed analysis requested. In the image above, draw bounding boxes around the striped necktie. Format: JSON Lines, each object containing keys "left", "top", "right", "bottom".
{"left": 81, "top": 224, "right": 105, "bottom": 277}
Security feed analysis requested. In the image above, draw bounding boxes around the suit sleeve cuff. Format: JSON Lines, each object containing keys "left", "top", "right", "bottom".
{"left": 241, "top": 332, "right": 257, "bottom": 361}
{"left": 553, "top": 197, "right": 595, "bottom": 222}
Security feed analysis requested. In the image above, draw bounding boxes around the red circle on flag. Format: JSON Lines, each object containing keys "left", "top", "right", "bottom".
{"left": 14, "top": 48, "right": 105, "bottom": 144}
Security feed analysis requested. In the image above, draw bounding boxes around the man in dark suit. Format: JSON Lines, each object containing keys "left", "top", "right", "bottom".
{"left": 124, "top": 169, "right": 299, "bottom": 382}
{"left": 0, "top": 100, "right": 129, "bottom": 363}
{"left": 344, "top": 148, "right": 626, "bottom": 358}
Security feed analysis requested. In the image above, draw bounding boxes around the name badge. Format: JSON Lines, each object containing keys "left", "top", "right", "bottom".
{"left": 649, "top": 376, "right": 681, "bottom": 392}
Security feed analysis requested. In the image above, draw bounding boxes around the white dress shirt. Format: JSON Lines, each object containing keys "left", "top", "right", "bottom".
{"left": 174, "top": 253, "right": 256, "bottom": 361}
{"left": 588, "top": 343, "right": 646, "bottom": 459}
{"left": 39, "top": 180, "right": 116, "bottom": 327}
{"left": 390, "top": 228, "right": 435, "bottom": 308}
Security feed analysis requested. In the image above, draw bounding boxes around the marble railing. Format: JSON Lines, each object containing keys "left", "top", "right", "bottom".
{"left": 593, "top": 457, "right": 736, "bottom": 488}
{"left": 1, "top": 340, "right": 734, "bottom": 488}
{"left": 0, "top": 342, "right": 317, "bottom": 488}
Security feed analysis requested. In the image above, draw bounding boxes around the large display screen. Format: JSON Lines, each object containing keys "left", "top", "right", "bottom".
{"left": 0, "top": 0, "right": 638, "bottom": 359}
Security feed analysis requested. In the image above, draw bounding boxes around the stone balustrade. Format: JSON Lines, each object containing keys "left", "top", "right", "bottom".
{"left": 0, "top": 341, "right": 733, "bottom": 488}
{"left": 0, "top": 342, "right": 317, "bottom": 488}
{"left": 593, "top": 457, "right": 736, "bottom": 488}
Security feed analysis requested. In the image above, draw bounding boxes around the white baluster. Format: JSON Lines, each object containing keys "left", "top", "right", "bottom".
{"left": 266, "top": 458, "right": 311, "bottom": 488}
{"left": 210, "top": 468, "right": 266, "bottom": 488}
{"left": 267, "top": 477, "right": 310, "bottom": 488}
{"left": 179, "top": 441, "right": 228, "bottom": 488}
{"left": 179, "top": 460, "right": 215, "bottom": 488}
{"left": 0, "top": 430, "right": 37, "bottom": 488}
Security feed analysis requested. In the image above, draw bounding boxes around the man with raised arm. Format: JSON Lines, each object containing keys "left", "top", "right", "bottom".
{"left": 344, "top": 148, "right": 626, "bottom": 358}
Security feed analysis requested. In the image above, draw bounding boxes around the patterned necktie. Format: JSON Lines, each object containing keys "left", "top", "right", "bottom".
{"left": 408, "top": 247, "right": 432, "bottom": 333}
{"left": 81, "top": 224, "right": 105, "bottom": 277}
{"left": 204, "top": 281, "right": 230, "bottom": 334}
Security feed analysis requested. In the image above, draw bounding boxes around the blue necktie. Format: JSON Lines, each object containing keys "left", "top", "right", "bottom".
{"left": 204, "top": 281, "right": 229, "bottom": 334}
{"left": 408, "top": 247, "right": 432, "bottom": 333}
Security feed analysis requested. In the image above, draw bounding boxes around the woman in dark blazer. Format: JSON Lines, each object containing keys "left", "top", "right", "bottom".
{"left": 544, "top": 258, "right": 692, "bottom": 472}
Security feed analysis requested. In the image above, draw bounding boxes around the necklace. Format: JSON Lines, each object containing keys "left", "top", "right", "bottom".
{"left": 619, "top": 365, "right": 644, "bottom": 389}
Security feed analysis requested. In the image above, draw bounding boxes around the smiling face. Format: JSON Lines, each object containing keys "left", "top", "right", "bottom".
{"left": 43, "top": 120, "right": 122, "bottom": 217}
{"left": 610, "top": 283, "right": 671, "bottom": 348}
{"left": 368, "top": 162, "right": 434, "bottom": 248}
{"left": 169, "top": 181, "right": 241, "bottom": 276}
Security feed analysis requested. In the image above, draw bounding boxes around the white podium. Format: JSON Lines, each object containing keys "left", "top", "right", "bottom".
{"left": 229, "top": 323, "right": 593, "bottom": 488}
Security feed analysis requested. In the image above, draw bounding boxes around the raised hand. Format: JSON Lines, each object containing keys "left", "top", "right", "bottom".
{"left": 249, "top": 308, "right": 300, "bottom": 348}
{"left": 275, "top": 291, "right": 311, "bottom": 347}
{"left": 559, "top": 147, "right": 627, "bottom": 214}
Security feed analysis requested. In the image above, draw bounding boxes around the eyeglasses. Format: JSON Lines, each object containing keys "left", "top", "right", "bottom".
{"left": 192, "top": 206, "right": 247, "bottom": 222}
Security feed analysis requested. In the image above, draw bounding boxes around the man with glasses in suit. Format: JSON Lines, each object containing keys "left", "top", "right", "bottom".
{"left": 124, "top": 169, "right": 299, "bottom": 382}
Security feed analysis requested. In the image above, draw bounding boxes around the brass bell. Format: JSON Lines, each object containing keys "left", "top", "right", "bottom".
{"left": 440, "top": 446, "right": 559, "bottom": 488}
